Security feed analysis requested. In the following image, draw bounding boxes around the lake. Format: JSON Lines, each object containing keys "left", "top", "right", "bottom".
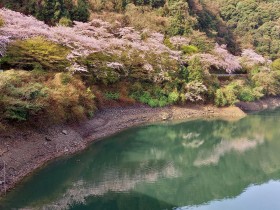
{"left": 1, "top": 108, "right": 280, "bottom": 210}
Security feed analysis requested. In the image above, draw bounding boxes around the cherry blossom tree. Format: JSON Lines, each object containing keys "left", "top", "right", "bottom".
{"left": 199, "top": 44, "right": 242, "bottom": 73}
{"left": 0, "top": 8, "right": 181, "bottom": 73}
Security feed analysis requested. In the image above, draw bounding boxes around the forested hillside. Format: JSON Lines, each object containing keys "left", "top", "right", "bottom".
{"left": 208, "top": 0, "right": 280, "bottom": 59}
{"left": 0, "top": 0, "right": 280, "bottom": 129}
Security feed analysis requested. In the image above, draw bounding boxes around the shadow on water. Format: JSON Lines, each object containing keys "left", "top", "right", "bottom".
{"left": 1, "top": 108, "right": 280, "bottom": 209}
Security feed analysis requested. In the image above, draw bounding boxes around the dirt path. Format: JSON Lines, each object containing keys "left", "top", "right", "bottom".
{"left": 0, "top": 104, "right": 246, "bottom": 196}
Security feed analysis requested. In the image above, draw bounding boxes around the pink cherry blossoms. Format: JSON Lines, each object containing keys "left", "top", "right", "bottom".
{"left": 0, "top": 8, "right": 269, "bottom": 76}
{"left": 240, "top": 49, "right": 268, "bottom": 68}
{"left": 199, "top": 44, "right": 242, "bottom": 74}
{"left": 0, "top": 35, "right": 9, "bottom": 56}
{"left": 170, "top": 36, "right": 190, "bottom": 47}
{"left": 0, "top": 8, "right": 180, "bottom": 72}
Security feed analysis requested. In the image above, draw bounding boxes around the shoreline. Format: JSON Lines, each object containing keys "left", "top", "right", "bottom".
{"left": 0, "top": 102, "right": 267, "bottom": 196}
{"left": 236, "top": 96, "right": 280, "bottom": 112}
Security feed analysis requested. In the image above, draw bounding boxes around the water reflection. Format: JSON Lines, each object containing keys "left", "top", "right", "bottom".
{"left": 1, "top": 109, "right": 280, "bottom": 210}
{"left": 31, "top": 163, "right": 179, "bottom": 210}
{"left": 194, "top": 135, "right": 264, "bottom": 166}
{"left": 176, "top": 180, "right": 280, "bottom": 210}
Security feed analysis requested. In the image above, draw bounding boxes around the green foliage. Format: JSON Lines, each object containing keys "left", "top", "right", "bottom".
{"left": 72, "top": 0, "right": 90, "bottom": 22}
{"left": 187, "top": 57, "right": 205, "bottom": 82}
{"left": 215, "top": 80, "right": 264, "bottom": 106}
{"left": 2, "top": 0, "right": 280, "bottom": 114}
{"left": 3, "top": 0, "right": 89, "bottom": 24}
{"left": 58, "top": 17, "right": 73, "bottom": 26}
{"left": 60, "top": 73, "right": 72, "bottom": 85}
{"left": 181, "top": 45, "right": 198, "bottom": 55}
{"left": 215, "top": 89, "right": 228, "bottom": 107}
{"left": 105, "top": 92, "right": 120, "bottom": 100}
{"left": 218, "top": 0, "right": 280, "bottom": 58}
{"left": 272, "top": 59, "right": 280, "bottom": 71}
{"left": 215, "top": 83, "right": 238, "bottom": 107}
{"left": 79, "top": 52, "right": 122, "bottom": 85}
{"left": 189, "top": 31, "right": 215, "bottom": 53}
{"left": 0, "top": 70, "right": 95, "bottom": 124}
{"left": 252, "top": 69, "right": 280, "bottom": 96}
{"left": 130, "top": 82, "right": 180, "bottom": 107}
{"left": 80, "top": 50, "right": 179, "bottom": 85}
{"left": 0, "top": 37, "right": 70, "bottom": 71}
{"left": 163, "top": 38, "right": 175, "bottom": 50}
{"left": 166, "top": 1, "right": 193, "bottom": 36}
{"left": 168, "top": 90, "right": 179, "bottom": 103}
{"left": 0, "top": 71, "right": 46, "bottom": 121}
{"left": 238, "top": 86, "right": 263, "bottom": 102}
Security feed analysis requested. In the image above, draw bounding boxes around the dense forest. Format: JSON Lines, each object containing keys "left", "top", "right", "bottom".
{"left": 0, "top": 0, "right": 280, "bottom": 129}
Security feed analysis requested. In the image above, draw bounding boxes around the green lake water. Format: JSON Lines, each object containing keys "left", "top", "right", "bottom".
{"left": 1, "top": 108, "right": 280, "bottom": 210}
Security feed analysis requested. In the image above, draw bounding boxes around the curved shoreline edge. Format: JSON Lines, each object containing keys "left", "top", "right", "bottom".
{"left": 0, "top": 97, "right": 277, "bottom": 196}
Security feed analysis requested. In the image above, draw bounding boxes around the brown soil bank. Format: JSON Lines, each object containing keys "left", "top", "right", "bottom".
{"left": 0, "top": 104, "right": 249, "bottom": 196}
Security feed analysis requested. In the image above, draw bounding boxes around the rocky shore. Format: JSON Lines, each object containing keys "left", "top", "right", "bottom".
{"left": 0, "top": 104, "right": 256, "bottom": 196}
{"left": 236, "top": 96, "right": 280, "bottom": 112}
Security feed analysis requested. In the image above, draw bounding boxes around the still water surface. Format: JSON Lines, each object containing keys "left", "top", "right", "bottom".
{"left": 1, "top": 109, "right": 280, "bottom": 210}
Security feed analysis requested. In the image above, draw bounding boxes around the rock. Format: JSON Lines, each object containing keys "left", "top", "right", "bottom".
{"left": 45, "top": 137, "right": 52, "bottom": 141}
{"left": 161, "top": 112, "right": 169, "bottom": 121}
{"left": 62, "top": 130, "right": 68, "bottom": 135}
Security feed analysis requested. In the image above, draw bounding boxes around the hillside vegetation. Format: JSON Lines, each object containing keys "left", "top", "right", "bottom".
{"left": 0, "top": 0, "right": 280, "bottom": 129}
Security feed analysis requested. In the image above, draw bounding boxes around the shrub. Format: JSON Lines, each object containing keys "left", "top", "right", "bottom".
{"left": 187, "top": 57, "right": 206, "bottom": 82}
{"left": 271, "top": 59, "right": 280, "bottom": 71}
{"left": 238, "top": 86, "right": 263, "bottom": 102}
{"left": 139, "top": 92, "right": 152, "bottom": 104}
{"left": 163, "top": 38, "right": 175, "bottom": 50}
{"left": 215, "top": 89, "right": 227, "bottom": 107}
{"left": 181, "top": 45, "right": 198, "bottom": 55}
{"left": 184, "top": 82, "right": 208, "bottom": 102}
{"left": 148, "top": 98, "right": 159, "bottom": 107}
{"left": 168, "top": 90, "right": 180, "bottom": 103}
{"left": 215, "top": 83, "right": 238, "bottom": 107}
{"left": 1, "top": 37, "right": 70, "bottom": 71}
{"left": 80, "top": 52, "right": 123, "bottom": 85}
{"left": 0, "top": 70, "right": 96, "bottom": 124}
{"left": 46, "top": 73, "right": 96, "bottom": 122}
{"left": 125, "top": 4, "right": 168, "bottom": 32}
{"left": 60, "top": 73, "right": 72, "bottom": 85}
{"left": 0, "top": 71, "right": 46, "bottom": 121}
{"left": 252, "top": 70, "right": 280, "bottom": 96}
{"left": 58, "top": 17, "right": 73, "bottom": 27}
{"left": 130, "top": 83, "right": 176, "bottom": 107}
{"left": 190, "top": 31, "right": 214, "bottom": 53}
{"left": 105, "top": 92, "right": 120, "bottom": 100}
{"left": 158, "top": 96, "right": 169, "bottom": 107}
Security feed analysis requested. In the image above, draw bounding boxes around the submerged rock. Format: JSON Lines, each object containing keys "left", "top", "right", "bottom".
{"left": 45, "top": 137, "right": 52, "bottom": 142}
{"left": 62, "top": 130, "right": 68, "bottom": 135}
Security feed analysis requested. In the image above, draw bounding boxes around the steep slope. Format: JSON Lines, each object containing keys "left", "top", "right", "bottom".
{"left": 0, "top": 1, "right": 280, "bottom": 129}
{"left": 203, "top": 0, "right": 280, "bottom": 59}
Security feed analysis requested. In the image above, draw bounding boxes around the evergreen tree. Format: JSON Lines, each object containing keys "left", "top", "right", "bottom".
{"left": 72, "top": 0, "right": 90, "bottom": 22}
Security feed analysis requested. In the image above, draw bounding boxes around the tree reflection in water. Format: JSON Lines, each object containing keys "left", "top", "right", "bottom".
{"left": 2, "top": 109, "right": 280, "bottom": 210}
